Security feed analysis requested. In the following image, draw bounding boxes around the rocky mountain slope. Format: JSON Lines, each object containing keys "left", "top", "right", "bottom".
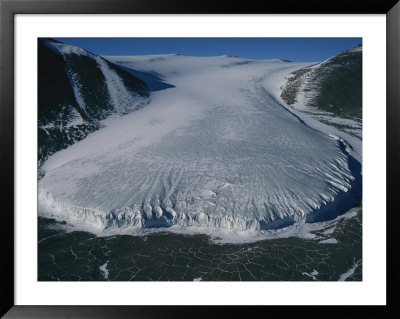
{"left": 38, "top": 38, "right": 149, "bottom": 167}
{"left": 280, "top": 44, "right": 362, "bottom": 138}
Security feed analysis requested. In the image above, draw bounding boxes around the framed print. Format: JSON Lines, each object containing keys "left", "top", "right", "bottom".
{"left": 1, "top": 0, "right": 399, "bottom": 318}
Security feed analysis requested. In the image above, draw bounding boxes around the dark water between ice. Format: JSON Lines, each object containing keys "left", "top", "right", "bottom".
{"left": 38, "top": 209, "right": 362, "bottom": 281}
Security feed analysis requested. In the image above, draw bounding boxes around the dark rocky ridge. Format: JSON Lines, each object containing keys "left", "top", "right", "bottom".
{"left": 38, "top": 38, "right": 149, "bottom": 168}
{"left": 281, "top": 44, "right": 362, "bottom": 122}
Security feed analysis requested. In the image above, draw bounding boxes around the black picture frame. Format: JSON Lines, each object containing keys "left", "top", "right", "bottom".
{"left": 1, "top": 0, "right": 399, "bottom": 318}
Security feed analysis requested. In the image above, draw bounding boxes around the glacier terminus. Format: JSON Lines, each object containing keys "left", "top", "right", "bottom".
{"left": 38, "top": 40, "right": 362, "bottom": 242}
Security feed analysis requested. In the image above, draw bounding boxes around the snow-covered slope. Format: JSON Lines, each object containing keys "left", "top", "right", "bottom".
{"left": 38, "top": 39, "right": 149, "bottom": 167}
{"left": 38, "top": 53, "right": 362, "bottom": 236}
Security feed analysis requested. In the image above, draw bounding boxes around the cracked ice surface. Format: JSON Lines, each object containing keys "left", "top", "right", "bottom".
{"left": 39, "top": 55, "right": 359, "bottom": 233}
{"left": 38, "top": 208, "right": 363, "bottom": 281}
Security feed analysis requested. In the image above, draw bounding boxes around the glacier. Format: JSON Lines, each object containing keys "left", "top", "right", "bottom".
{"left": 38, "top": 54, "right": 362, "bottom": 236}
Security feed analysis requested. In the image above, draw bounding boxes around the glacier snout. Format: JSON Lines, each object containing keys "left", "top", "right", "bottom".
{"left": 38, "top": 53, "right": 362, "bottom": 235}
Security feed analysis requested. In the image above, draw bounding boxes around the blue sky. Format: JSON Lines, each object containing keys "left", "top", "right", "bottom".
{"left": 54, "top": 38, "right": 361, "bottom": 62}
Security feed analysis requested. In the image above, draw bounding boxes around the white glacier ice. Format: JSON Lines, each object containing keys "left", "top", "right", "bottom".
{"left": 319, "top": 238, "right": 338, "bottom": 244}
{"left": 38, "top": 54, "right": 362, "bottom": 239}
{"left": 99, "top": 262, "right": 109, "bottom": 280}
{"left": 338, "top": 259, "right": 361, "bottom": 281}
